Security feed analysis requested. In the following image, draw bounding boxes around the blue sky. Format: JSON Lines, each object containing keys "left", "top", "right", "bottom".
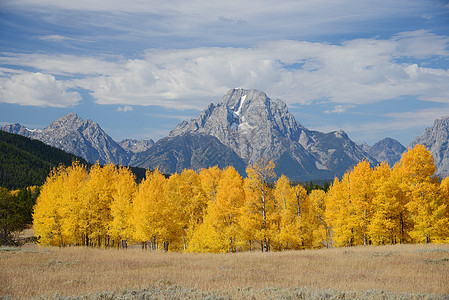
{"left": 1, "top": 0, "right": 449, "bottom": 146}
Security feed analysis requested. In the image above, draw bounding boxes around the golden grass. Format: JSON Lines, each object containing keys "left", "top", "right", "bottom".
{"left": 1, "top": 243, "right": 449, "bottom": 298}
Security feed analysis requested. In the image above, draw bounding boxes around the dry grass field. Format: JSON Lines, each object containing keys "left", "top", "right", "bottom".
{"left": 1, "top": 241, "right": 449, "bottom": 299}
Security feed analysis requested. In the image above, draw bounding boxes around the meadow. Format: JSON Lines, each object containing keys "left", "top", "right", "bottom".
{"left": 1, "top": 241, "right": 448, "bottom": 299}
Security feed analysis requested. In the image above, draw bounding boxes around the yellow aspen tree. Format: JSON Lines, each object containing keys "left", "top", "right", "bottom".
{"left": 437, "top": 177, "right": 449, "bottom": 243}
{"left": 388, "top": 163, "right": 414, "bottom": 243}
{"left": 164, "top": 170, "right": 207, "bottom": 251}
{"left": 79, "top": 163, "right": 117, "bottom": 247}
{"left": 325, "top": 174, "right": 358, "bottom": 247}
{"left": 199, "top": 166, "right": 222, "bottom": 203}
{"left": 273, "top": 175, "right": 301, "bottom": 250}
{"left": 213, "top": 166, "right": 245, "bottom": 252}
{"left": 348, "top": 160, "right": 374, "bottom": 245}
{"left": 368, "top": 162, "right": 399, "bottom": 245}
{"left": 58, "top": 161, "right": 88, "bottom": 246}
{"left": 33, "top": 165, "right": 67, "bottom": 246}
{"left": 241, "top": 159, "right": 276, "bottom": 252}
{"left": 188, "top": 213, "right": 223, "bottom": 253}
{"left": 190, "top": 166, "right": 245, "bottom": 253}
{"left": 294, "top": 184, "right": 317, "bottom": 249}
{"left": 109, "top": 166, "right": 136, "bottom": 248}
{"left": 132, "top": 169, "right": 174, "bottom": 250}
{"left": 398, "top": 144, "right": 445, "bottom": 243}
{"left": 34, "top": 162, "right": 88, "bottom": 246}
{"left": 308, "top": 189, "right": 329, "bottom": 248}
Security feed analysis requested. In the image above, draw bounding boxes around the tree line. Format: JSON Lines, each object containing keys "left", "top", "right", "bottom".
{"left": 0, "top": 186, "right": 40, "bottom": 245}
{"left": 32, "top": 144, "right": 449, "bottom": 252}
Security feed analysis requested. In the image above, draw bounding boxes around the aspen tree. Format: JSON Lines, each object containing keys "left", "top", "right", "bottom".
{"left": 58, "top": 161, "right": 88, "bottom": 246}
{"left": 190, "top": 166, "right": 245, "bottom": 253}
{"left": 309, "top": 189, "right": 329, "bottom": 248}
{"left": 79, "top": 163, "right": 117, "bottom": 247}
{"left": 132, "top": 169, "right": 173, "bottom": 250}
{"left": 348, "top": 161, "right": 374, "bottom": 245}
{"left": 398, "top": 145, "right": 444, "bottom": 243}
{"left": 199, "top": 166, "right": 222, "bottom": 203}
{"left": 242, "top": 159, "right": 276, "bottom": 252}
{"left": 33, "top": 166, "right": 67, "bottom": 246}
{"left": 368, "top": 162, "right": 398, "bottom": 245}
{"left": 437, "top": 177, "right": 449, "bottom": 243}
{"left": 109, "top": 166, "right": 136, "bottom": 248}
{"left": 273, "top": 176, "right": 301, "bottom": 250}
{"left": 325, "top": 174, "right": 358, "bottom": 247}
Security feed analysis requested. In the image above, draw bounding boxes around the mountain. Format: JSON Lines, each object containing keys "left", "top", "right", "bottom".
{"left": 410, "top": 116, "right": 449, "bottom": 178}
{"left": 119, "top": 139, "right": 154, "bottom": 154}
{"left": 367, "top": 138, "right": 405, "bottom": 167}
{"left": 131, "top": 133, "right": 247, "bottom": 175}
{"left": 0, "top": 130, "right": 89, "bottom": 189}
{"left": 167, "top": 88, "right": 375, "bottom": 180}
{"left": 2, "top": 113, "right": 130, "bottom": 165}
{"left": 3, "top": 89, "right": 405, "bottom": 181}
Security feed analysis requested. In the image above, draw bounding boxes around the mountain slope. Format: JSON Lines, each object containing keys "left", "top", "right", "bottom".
{"left": 368, "top": 138, "right": 405, "bottom": 167}
{"left": 410, "top": 116, "right": 449, "bottom": 177}
{"left": 132, "top": 133, "right": 247, "bottom": 175}
{"left": 0, "top": 130, "right": 89, "bottom": 189}
{"left": 2, "top": 113, "right": 130, "bottom": 165}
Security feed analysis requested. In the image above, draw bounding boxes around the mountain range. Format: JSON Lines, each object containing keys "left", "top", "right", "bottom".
{"left": 2, "top": 88, "right": 447, "bottom": 180}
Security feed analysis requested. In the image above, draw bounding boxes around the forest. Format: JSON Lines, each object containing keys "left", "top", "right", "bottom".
{"left": 31, "top": 144, "right": 449, "bottom": 252}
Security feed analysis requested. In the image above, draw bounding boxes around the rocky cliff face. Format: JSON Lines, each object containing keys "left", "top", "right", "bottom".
{"left": 410, "top": 116, "right": 449, "bottom": 177}
{"left": 169, "top": 88, "right": 375, "bottom": 180}
{"left": 2, "top": 113, "right": 130, "bottom": 165}
{"left": 367, "top": 138, "right": 405, "bottom": 167}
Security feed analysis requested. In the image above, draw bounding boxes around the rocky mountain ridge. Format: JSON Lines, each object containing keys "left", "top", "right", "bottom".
{"left": 2, "top": 88, "right": 428, "bottom": 180}
{"left": 2, "top": 113, "right": 135, "bottom": 165}
{"left": 410, "top": 116, "right": 449, "bottom": 178}
{"left": 164, "top": 88, "right": 378, "bottom": 180}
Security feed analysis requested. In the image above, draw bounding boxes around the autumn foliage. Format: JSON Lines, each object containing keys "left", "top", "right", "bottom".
{"left": 33, "top": 144, "right": 449, "bottom": 251}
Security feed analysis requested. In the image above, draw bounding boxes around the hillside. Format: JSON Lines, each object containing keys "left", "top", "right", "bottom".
{"left": 0, "top": 130, "right": 90, "bottom": 189}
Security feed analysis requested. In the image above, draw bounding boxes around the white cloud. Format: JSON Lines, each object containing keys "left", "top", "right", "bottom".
{"left": 0, "top": 54, "right": 121, "bottom": 76}
{"left": 39, "top": 35, "right": 93, "bottom": 43}
{"left": 0, "top": 72, "right": 80, "bottom": 107}
{"left": 3, "top": 0, "right": 437, "bottom": 48}
{"left": 324, "top": 105, "right": 354, "bottom": 114}
{"left": 117, "top": 105, "right": 133, "bottom": 112}
{"left": 1, "top": 30, "right": 448, "bottom": 109}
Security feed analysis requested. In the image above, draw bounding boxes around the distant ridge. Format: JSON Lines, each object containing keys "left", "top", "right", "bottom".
{"left": 5, "top": 88, "right": 443, "bottom": 180}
